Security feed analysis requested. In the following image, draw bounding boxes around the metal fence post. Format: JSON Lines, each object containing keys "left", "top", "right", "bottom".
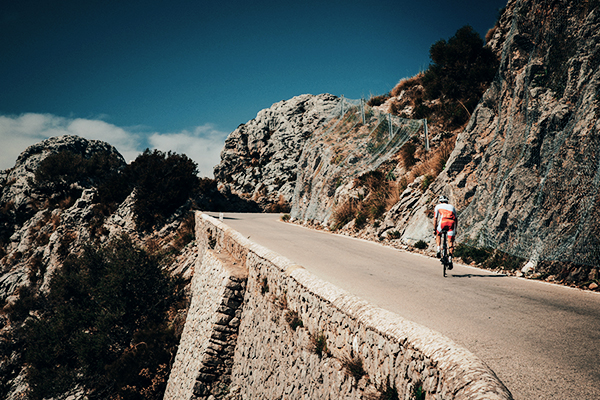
{"left": 424, "top": 119, "right": 429, "bottom": 151}
{"left": 361, "top": 98, "right": 365, "bottom": 124}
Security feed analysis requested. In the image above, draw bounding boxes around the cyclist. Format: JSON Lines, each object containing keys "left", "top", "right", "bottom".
{"left": 433, "top": 195, "right": 457, "bottom": 268}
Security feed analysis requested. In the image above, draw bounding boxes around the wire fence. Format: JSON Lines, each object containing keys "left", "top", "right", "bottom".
{"left": 291, "top": 96, "right": 423, "bottom": 223}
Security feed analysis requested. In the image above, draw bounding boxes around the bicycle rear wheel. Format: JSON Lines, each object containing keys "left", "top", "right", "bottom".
{"left": 442, "top": 233, "right": 447, "bottom": 277}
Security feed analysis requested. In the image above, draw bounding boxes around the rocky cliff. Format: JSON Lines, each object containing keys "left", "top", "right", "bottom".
{"left": 391, "top": 0, "right": 600, "bottom": 270}
{"left": 214, "top": 0, "right": 600, "bottom": 281}
{"left": 213, "top": 93, "right": 341, "bottom": 210}
{"left": 0, "top": 135, "right": 239, "bottom": 399}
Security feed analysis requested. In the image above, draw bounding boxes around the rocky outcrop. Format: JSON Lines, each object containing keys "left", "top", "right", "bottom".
{"left": 0, "top": 136, "right": 126, "bottom": 298}
{"left": 0, "top": 135, "right": 125, "bottom": 234}
{"left": 440, "top": 0, "right": 600, "bottom": 265}
{"left": 213, "top": 94, "right": 340, "bottom": 210}
{"left": 0, "top": 135, "right": 202, "bottom": 399}
{"left": 291, "top": 104, "right": 422, "bottom": 224}
{"left": 383, "top": 0, "right": 600, "bottom": 268}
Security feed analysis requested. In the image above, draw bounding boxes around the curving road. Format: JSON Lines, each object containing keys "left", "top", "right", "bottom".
{"left": 206, "top": 213, "right": 600, "bottom": 400}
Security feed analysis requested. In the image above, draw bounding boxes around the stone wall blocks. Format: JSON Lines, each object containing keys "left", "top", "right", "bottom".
{"left": 224, "top": 296, "right": 242, "bottom": 308}
{"left": 214, "top": 312, "right": 233, "bottom": 325}
{"left": 213, "top": 324, "right": 234, "bottom": 333}
{"left": 209, "top": 337, "right": 228, "bottom": 347}
{"left": 197, "top": 372, "right": 217, "bottom": 383}
{"left": 216, "top": 305, "right": 234, "bottom": 315}
{"left": 210, "top": 331, "right": 227, "bottom": 341}
{"left": 193, "top": 381, "right": 208, "bottom": 396}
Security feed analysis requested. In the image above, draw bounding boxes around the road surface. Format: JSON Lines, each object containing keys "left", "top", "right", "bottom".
{"left": 206, "top": 213, "right": 600, "bottom": 400}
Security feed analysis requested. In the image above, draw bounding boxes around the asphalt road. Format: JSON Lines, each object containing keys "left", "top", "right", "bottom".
{"left": 206, "top": 212, "right": 600, "bottom": 400}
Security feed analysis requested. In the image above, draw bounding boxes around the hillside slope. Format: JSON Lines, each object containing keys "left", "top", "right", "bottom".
{"left": 0, "top": 135, "right": 261, "bottom": 399}
{"left": 214, "top": 0, "right": 600, "bottom": 287}
{"left": 409, "top": 0, "right": 600, "bottom": 270}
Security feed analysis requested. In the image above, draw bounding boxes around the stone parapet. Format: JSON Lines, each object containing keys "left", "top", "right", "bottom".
{"left": 165, "top": 213, "right": 513, "bottom": 399}
{"left": 164, "top": 220, "right": 248, "bottom": 400}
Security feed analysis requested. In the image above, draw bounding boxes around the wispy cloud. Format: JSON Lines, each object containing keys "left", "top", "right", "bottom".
{"left": 148, "top": 124, "right": 229, "bottom": 177}
{"left": 0, "top": 113, "right": 227, "bottom": 177}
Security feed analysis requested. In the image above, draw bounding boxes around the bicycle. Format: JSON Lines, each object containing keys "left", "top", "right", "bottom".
{"left": 439, "top": 228, "right": 453, "bottom": 277}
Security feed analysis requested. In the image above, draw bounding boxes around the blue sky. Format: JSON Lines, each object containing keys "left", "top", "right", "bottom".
{"left": 1, "top": 0, "right": 507, "bottom": 176}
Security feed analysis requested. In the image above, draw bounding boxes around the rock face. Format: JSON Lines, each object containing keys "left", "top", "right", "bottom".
{"left": 213, "top": 94, "right": 340, "bottom": 209}
{"left": 0, "top": 135, "right": 201, "bottom": 399}
{"left": 0, "top": 135, "right": 126, "bottom": 227}
{"left": 0, "top": 136, "right": 127, "bottom": 298}
{"left": 291, "top": 106, "right": 422, "bottom": 224}
{"left": 390, "top": 0, "right": 600, "bottom": 266}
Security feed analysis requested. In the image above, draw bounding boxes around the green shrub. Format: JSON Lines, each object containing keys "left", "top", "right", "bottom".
{"left": 127, "top": 149, "right": 199, "bottom": 232}
{"left": 23, "top": 235, "right": 183, "bottom": 400}
{"left": 454, "top": 243, "right": 493, "bottom": 264}
{"left": 421, "top": 175, "right": 434, "bottom": 191}
{"left": 35, "top": 150, "right": 125, "bottom": 209}
{"left": 285, "top": 310, "right": 303, "bottom": 331}
{"left": 482, "top": 249, "right": 526, "bottom": 271}
{"left": 414, "top": 240, "right": 428, "bottom": 249}
{"left": 412, "top": 382, "right": 425, "bottom": 400}
{"left": 387, "top": 230, "right": 401, "bottom": 239}
{"left": 422, "top": 25, "right": 498, "bottom": 128}
{"left": 35, "top": 150, "right": 123, "bottom": 188}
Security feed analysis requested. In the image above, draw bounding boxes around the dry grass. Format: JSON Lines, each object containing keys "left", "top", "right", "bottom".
{"left": 342, "top": 354, "right": 366, "bottom": 384}
{"left": 407, "top": 136, "right": 456, "bottom": 186}
{"left": 485, "top": 26, "right": 497, "bottom": 44}
{"left": 171, "top": 213, "right": 195, "bottom": 251}
{"left": 331, "top": 199, "right": 358, "bottom": 231}
{"left": 266, "top": 194, "right": 291, "bottom": 213}
{"left": 390, "top": 72, "right": 424, "bottom": 97}
{"left": 308, "top": 331, "right": 329, "bottom": 358}
{"left": 385, "top": 182, "right": 401, "bottom": 210}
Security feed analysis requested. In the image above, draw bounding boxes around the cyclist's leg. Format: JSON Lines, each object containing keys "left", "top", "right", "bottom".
{"left": 445, "top": 233, "right": 453, "bottom": 270}
{"left": 447, "top": 223, "right": 456, "bottom": 255}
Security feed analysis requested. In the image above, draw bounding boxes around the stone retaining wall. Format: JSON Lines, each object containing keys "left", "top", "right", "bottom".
{"left": 165, "top": 213, "right": 513, "bottom": 400}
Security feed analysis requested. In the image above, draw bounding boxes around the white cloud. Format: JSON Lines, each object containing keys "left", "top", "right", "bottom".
{"left": 0, "top": 113, "right": 228, "bottom": 177}
{"left": 148, "top": 124, "right": 229, "bottom": 178}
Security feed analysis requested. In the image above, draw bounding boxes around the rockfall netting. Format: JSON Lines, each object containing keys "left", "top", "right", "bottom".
{"left": 466, "top": 104, "right": 600, "bottom": 268}
{"left": 454, "top": 0, "right": 600, "bottom": 268}
{"left": 291, "top": 97, "right": 423, "bottom": 223}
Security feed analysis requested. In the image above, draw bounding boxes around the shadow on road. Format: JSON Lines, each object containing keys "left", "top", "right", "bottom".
{"left": 450, "top": 273, "right": 507, "bottom": 278}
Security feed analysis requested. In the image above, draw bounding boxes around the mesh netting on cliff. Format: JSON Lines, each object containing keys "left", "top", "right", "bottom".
{"left": 291, "top": 97, "right": 423, "bottom": 223}
{"left": 468, "top": 108, "right": 600, "bottom": 268}
{"left": 456, "top": 0, "right": 600, "bottom": 268}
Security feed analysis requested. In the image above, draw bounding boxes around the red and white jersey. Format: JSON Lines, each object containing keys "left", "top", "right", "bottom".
{"left": 434, "top": 203, "right": 457, "bottom": 236}
{"left": 434, "top": 203, "right": 457, "bottom": 222}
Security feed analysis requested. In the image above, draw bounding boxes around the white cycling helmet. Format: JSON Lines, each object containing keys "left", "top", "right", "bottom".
{"left": 439, "top": 195, "right": 449, "bottom": 203}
